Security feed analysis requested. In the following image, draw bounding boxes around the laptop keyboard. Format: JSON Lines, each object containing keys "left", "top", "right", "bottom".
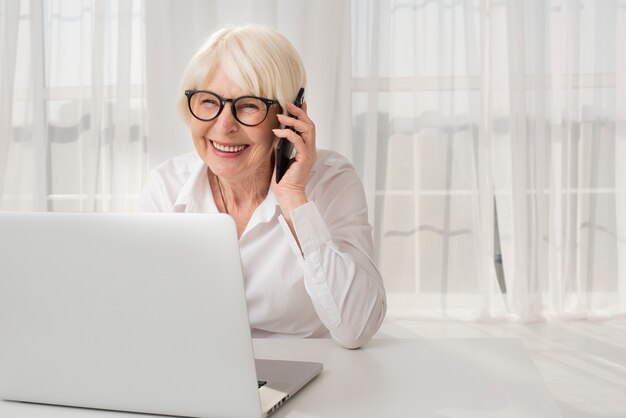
{"left": 257, "top": 380, "right": 267, "bottom": 388}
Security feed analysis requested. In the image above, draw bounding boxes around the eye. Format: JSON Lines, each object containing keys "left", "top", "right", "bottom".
{"left": 237, "top": 103, "right": 261, "bottom": 113}
{"left": 200, "top": 98, "right": 219, "bottom": 107}
{"left": 236, "top": 97, "right": 267, "bottom": 113}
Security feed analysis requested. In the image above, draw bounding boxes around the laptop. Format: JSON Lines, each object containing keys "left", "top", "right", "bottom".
{"left": 0, "top": 212, "right": 322, "bottom": 418}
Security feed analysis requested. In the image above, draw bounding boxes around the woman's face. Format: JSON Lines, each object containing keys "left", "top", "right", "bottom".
{"left": 190, "top": 67, "right": 280, "bottom": 182}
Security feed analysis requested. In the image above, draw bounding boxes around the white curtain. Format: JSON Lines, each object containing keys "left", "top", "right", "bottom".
{"left": 0, "top": 0, "right": 352, "bottom": 211}
{"left": 353, "top": 0, "right": 626, "bottom": 320}
{"left": 3, "top": 0, "right": 625, "bottom": 321}
{"left": 0, "top": 0, "right": 147, "bottom": 212}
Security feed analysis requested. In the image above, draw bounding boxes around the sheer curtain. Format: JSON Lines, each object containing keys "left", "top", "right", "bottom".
{"left": 3, "top": 0, "right": 625, "bottom": 321}
{"left": 0, "top": 0, "right": 146, "bottom": 212}
{"left": 352, "top": 0, "right": 626, "bottom": 320}
{"left": 0, "top": 0, "right": 351, "bottom": 211}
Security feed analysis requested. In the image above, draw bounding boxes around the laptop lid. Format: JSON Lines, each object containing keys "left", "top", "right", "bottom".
{"left": 0, "top": 212, "right": 318, "bottom": 418}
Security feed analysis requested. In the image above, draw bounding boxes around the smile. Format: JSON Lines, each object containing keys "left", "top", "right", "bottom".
{"left": 211, "top": 141, "right": 247, "bottom": 153}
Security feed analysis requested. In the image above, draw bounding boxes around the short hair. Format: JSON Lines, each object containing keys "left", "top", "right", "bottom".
{"left": 177, "top": 24, "right": 307, "bottom": 125}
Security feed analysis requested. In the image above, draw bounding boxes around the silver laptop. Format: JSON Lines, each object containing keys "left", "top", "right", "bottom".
{"left": 0, "top": 212, "right": 322, "bottom": 418}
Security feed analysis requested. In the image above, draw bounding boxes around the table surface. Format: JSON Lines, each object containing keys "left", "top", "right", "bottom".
{"left": 0, "top": 336, "right": 563, "bottom": 418}
{"left": 257, "top": 337, "right": 562, "bottom": 418}
{"left": 378, "top": 318, "right": 626, "bottom": 418}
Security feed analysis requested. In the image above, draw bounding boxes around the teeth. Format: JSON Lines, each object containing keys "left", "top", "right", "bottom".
{"left": 212, "top": 142, "right": 246, "bottom": 153}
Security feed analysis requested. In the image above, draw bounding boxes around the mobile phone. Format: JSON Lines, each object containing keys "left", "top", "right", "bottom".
{"left": 275, "top": 87, "right": 305, "bottom": 183}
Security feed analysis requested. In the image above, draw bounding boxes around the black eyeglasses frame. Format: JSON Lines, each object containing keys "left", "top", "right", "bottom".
{"left": 184, "top": 89, "right": 278, "bottom": 127}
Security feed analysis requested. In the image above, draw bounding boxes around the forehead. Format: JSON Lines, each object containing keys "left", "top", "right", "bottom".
{"left": 199, "top": 66, "right": 251, "bottom": 97}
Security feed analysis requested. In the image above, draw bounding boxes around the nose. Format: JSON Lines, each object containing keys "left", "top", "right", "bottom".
{"left": 213, "top": 101, "right": 239, "bottom": 133}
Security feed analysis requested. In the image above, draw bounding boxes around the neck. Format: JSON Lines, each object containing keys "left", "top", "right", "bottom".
{"left": 210, "top": 166, "right": 272, "bottom": 214}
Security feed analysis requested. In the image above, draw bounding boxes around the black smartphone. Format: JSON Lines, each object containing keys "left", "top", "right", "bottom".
{"left": 275, "top": 87, "right": 305, "bottom": 183}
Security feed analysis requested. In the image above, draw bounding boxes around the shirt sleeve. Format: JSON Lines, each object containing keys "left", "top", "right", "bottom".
{"left": 283, "top": 158, "right": 387, "bottom": 349}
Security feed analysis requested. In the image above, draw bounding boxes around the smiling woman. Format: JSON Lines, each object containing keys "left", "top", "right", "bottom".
{"left": 138, "top": 24, "right": 386, "bottom": 349}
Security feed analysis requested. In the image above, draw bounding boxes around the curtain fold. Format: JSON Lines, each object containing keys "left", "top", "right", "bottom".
{"left": 0, "top": 0, "right": 20, "bottom": 202}
{"left": 617, "top": 0, "right": 626, "bottom": 312}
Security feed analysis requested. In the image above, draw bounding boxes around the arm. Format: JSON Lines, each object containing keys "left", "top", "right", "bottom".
{"left": 272, "top": 103, "right": 386, "bottom": 348}
{"left": 272, "top": 103, "right": 387, "bottom": 348}
{"left": 279, "top": 158, "right": 387, "bottom": 349}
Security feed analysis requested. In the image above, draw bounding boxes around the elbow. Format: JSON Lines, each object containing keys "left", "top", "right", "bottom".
{"left": 332, "top": 298, "right": 387, "bottom": 350}
{"left": 336, "top": 334, "right": 371, "bottom": 350}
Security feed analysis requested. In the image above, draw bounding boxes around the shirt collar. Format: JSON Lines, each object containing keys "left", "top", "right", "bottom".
{"left": 173, "top": 160, "right": 219, "bottom": 213}
{"left": 254, "top": 187, "right": 280, "bottom": 223}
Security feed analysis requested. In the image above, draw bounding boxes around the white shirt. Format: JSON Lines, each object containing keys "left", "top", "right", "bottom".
{"left": 138, "top": 149, "right": 386, "bottom": 348}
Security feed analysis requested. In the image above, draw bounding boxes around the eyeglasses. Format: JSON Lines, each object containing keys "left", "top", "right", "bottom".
{"left": 185, "top": 90, "right": 278, "bottom": 127}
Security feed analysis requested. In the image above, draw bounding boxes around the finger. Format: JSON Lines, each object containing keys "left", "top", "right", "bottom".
{"left": 274, "top": 126, "right": 315, "bottom": 151}
{"left": 285, "top": 101, "right": 313, "bottom": 124}
{"left": 273, "top": 132, "right": 310, "bottom": 170}
{"left": 272, "top": 128, "right": 305, "bottom": 147}
{"left": 272, "top": 128, "right": 314, "bottom": 161}
{"left": 277, "top": 114, "right": 310, "bottom": 134}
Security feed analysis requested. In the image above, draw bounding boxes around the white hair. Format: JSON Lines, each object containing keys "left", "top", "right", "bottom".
{"left": 177, "top": 24, "right": 306, "bottom": 125}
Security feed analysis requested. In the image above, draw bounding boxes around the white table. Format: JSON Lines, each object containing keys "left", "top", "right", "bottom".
{"left": 0, "top": 338, "right": 562, "bottom": 418}
{"left": 378, "top": 318, "right": 626, "bottom": 418}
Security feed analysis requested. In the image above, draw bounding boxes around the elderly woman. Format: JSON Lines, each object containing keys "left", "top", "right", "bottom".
{"left": 138, "top": 24, "right": 386, "bottom": 349}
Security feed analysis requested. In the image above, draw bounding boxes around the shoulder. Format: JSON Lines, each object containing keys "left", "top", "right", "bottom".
{"left": 305, "top": 149, "right": 369, "bottom": 221}
{"left": 149, "top": 152, "right": 203, "bottom": 183}
{"left": 138, "top": 152, "right": 203, "bottom": 211}
{"left": 309, "top": 149, "right": 360, "bottom": 183}
{"left": 307, "top": 149, "right": 363, "bottom": 195}
{"left": 145, "top": 152, "right": 205, "bottom": 196}
{"left": 311, "top": 149, "right": 356, "bottom": 178}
